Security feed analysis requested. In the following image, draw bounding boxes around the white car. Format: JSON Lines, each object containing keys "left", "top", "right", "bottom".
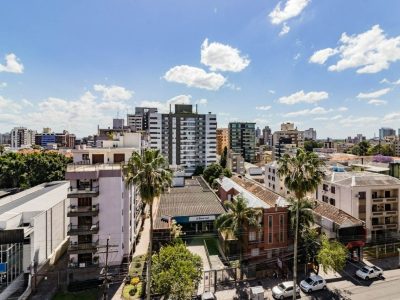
{"left": 356, "top": 265, "right": 383, "bottom": 280}
{"left": 272, "top": 281, "right": 300, "bottom": 299}
{"left": 201, "top": 292, "right": 216, "bottom": 300}
{"left": 300, "top": 274, "right": 326, "bottom": 293}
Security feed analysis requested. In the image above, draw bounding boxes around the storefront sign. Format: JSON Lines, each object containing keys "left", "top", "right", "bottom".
{"left": 188, "top": 215, "right": 216, "bottom": 222}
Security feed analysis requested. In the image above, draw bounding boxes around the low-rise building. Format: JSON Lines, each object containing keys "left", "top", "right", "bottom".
{"left": 264, "top": 161, "right": 290, "bottom": 197}
{"left": 316, "top": 171, "right": 400, "bottom": 242}
{"left": 226, "top": 149, "right": 245, "bottom": 175}
{"left": 0, "top": 181, "right": 69, "bottom": 295}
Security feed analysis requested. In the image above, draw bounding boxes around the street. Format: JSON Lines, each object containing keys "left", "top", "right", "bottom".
{"left": 215, "top": 257, "right": 400, "bottom": 300}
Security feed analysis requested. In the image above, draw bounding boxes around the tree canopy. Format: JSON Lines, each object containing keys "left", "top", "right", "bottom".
{"left": 317, "top": 235, "right": 348, "bottom": 274}
{"left": 0, "top": 152, "right": 72, "bottom": 189}
{"left": 303, "top": 140, "right": 323, "bottom": 152}
{"left": 151, "top": 242, "right": 203, "bottom": 300}
{"left": 203, "top": 163, "right": 231, "bottom": 186}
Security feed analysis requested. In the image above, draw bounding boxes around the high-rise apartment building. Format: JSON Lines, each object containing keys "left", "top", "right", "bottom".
{"left": 10, "top": 127, "right": 36, "bottom": 148}
{"left": 0, "top": 132, "right": 11, "bottom": 145}
{"left": 65, "top": 135, "right": 142, "bottom": 269}
{"left": 379, "top": 127, "right": 396, "bottom": 139}
{"left": 127, "top": 107, "right": 158, "bottom": 131}
{"left": 272, "top": 123, "right": 304, "bottom": 159}
{"left": 149, "top": 104, "right": 217, "bottom": 176}
{"left": 216, "top": 128, "right": 229, "bottom": 155}
{"left": 229, "top": 122, "right": 256, "bottom": 163}
{"left": 262, "top": 126, "right": 272, "bottom": 146}
{"left": 304, "top": 128, "right": 317, "bottom": 140}
{"left": 113, "top": 118, "right": 124, "bottom": 130}
{"left": 35, "top": 130, "right": 76, "bottom": 148}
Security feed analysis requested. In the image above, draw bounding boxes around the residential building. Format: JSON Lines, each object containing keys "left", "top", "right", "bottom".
{"left": 255, "top": 127, "right": 261, "bottom": 139}
{"left": 304, "top": 128, "right": 317, "bottom": 140}
{"left": 127, "top": 107, "right": 158, "bottom": 131}
{"left": 262, "top": 126, "right": 272, "bottom": 146}
{"left": 35, "top": 130, "right": 76, "bottom": 148}
{"left": 379, "top": 127, "right": 396, "bottom": 139}
{"left": 316, "top": 171, "right": 400, "bottom": 242}
{"left": 0, "top": 181, "right": 69, "bottom": 296}
{"left": 393, "top": 139, "right": 400, "bottom": 156}
{"left": 272, "top": 123, "right": 304, "bottom": 159}
{"left": 265, "top": 161, "right": 289, "bottom": 197}
{"left": 10, "top": 127, "right": 36, "bottom": 149}
{"left": 226, "top": 149, "right": 245, "bottom": 175}
{"left": 152, "top": 176, "right": 225, "bottom": 249}
{"left": 149, "top": 104, "right": 217, "bottom": 176}
{"left": 229, "top": 122, "right": 256, "bottom": 163}
{"left": 217, "top": 175, "right": 290, "bottom": 267}
{"left": 216, "top": 128, "right": 229, "bottom": 155}
{"left": 0, "top": 132, "right": 11, "bottom": 145}
{"left": 65, "top": 139, "right": 142, "bottom": 269}
{"left": 113, "top": 118, "right": 124, "bottom": 130}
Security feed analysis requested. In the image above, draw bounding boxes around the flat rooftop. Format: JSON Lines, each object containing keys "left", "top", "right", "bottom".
{"left": 154, "top": 177, "right": 226, "bottom": 230}
{"left": 325, "top": 171, "right": 400, "bottom": 187}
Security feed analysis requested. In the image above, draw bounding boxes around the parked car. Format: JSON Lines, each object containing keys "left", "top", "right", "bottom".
{"left": 356, "top": 265, "right": 383, "bottom": 280}
{"left": 272, "top": 281, "right": 300, "bottom": 299}
{"left": 300, "top": 274, "right": 326, "bottom": 293}
{"left": 201, "top": 291, "right": 216, "bottom": 300}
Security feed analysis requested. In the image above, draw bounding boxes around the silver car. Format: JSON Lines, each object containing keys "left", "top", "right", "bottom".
{"left": 272, "top": 281, "right": 300, "bottom": 299}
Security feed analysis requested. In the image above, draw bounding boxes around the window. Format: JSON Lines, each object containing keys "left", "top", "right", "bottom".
{"left": 323, "top": 184, "right": 328, "bottom": 191}
{"left": 268, "top": 233, "right": 273, "bottom": 243}
{"left": 251, "top": 248, "right": 259, "bottom": 257}
{"left": 268, "top": 216, "right": 273, "bottom": 227}
{"left": 359, "top": 192, "right": 366, "bottom": 200}
{"left": 279, "top": 215, "right": 284, "bottom": 226}
{"left": 385, "top": 190, "right": 391, "bottom": 198}
{"left": 249, "top": 231, "right": 256, "bottom": 242}
{"left": 280, "top": 231, "right": 284, "bottom": 243}
{"left": 372, "top": 218, "right": 378, "bottom": 225}
{"left": 330, "top": 198, "right": 335, "bottom": 206}
{"left": 331, "top": 186, "right": 335, "bottom": 194}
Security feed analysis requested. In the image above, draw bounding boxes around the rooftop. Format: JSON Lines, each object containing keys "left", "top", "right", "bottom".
{"left": 154, "top": 177, "right": 226, "bottom": 230}
{"left": 325, "top": 171, "right": 400, "bottom": 187}
{"left": 312, "top": 199, "right": 363, "bottom": 227}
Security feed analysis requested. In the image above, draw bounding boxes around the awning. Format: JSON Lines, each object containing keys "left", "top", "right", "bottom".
{"left": 346, "top": 240, "right": 365, "bottom": 248}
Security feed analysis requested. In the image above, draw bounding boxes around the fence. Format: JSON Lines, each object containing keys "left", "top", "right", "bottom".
{"left": 364, "top": 242, "right": 400, "bottom": 259}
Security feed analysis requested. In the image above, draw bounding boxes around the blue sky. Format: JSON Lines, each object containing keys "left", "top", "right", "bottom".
{"left": 0, "top": 0, "right": 400, "bottom": 138}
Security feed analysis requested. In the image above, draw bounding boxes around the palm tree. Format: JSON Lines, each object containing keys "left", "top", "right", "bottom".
{"left": 215, "top": 195, "right": 262, "bottom": 280}
{"left": 287, "top": 197, "right": 314, "bottom": 233}
{"left": 124, "top": 149, "right": 172, "bottom": 300}
{"left": 278, "top": 149, "right": 324, "bottom": 300}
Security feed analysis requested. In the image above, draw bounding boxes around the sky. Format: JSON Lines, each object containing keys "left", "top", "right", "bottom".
{"left": 0, "top": 0, "right": 400, "bottom": 138}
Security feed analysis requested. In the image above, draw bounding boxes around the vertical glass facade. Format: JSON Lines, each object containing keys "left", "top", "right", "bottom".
{"left": 0, "top": 243, "right": 23, "bottom": 290}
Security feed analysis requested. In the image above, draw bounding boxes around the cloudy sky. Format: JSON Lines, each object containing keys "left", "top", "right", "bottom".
{"left": 1, "top": 0, "right": 400, "bottom": 138}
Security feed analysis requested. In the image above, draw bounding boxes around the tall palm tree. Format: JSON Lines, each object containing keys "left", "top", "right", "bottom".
{"left": 124, "top": 149, "right": 172, "bottom": 300}
{"left": 287, "top": 197, "right": 314, "bottom": 233}
{"left": 278, "top": 149, "right": 324, "bottom": 300}
{"left": 215, "top": 195, "right": 262, "bottom": 280}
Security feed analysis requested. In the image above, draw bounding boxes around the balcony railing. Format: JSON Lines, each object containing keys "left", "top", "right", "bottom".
{"left": 68, "top": 240, "right": 99, "bottom": 254}
{"left": 67, "top": 204, "right": 99, "bottom": 217}
{"left": 67, "top": 222, "right": 99, "bottom": 235}
{"left": 371, "top": 210, "right": 398, "bottom": 217}
{"left": 67, "top": 186, "right": 99, "bottom": 198}
{"left": 371, "top": 223, "right": 398, "bottom": 230}
{"left": 372, "top": 197, "right": 398, "bottom": 203}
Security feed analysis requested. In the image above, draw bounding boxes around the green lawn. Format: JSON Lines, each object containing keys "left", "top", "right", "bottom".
{"left": 53, "top": 289, "right": 98, "bottom": 300}
{"left": 187, "top": 236, "right": 220, "bottom": 256}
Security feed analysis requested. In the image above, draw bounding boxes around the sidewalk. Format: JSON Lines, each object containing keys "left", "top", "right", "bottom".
{"left": 112, "top": 214, "right": 150, "bottom": 300}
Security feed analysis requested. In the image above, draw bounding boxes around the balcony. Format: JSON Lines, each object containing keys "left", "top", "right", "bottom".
{"left": 372, "top": 197, "right": 398, "bottom": 203}
{"left": 67, "top": 186, "right": 99, "bottom": 198}
{"left": 67, "top": 204, "right": 99, "bottom": 217}
{"left": 371, "top": 223, "right": 398, "bottom": 230}
{"left": 371, "top": 210, "right": 398, "bottom": 217}
{"left": 68, "top": 222, "right": 99, "bottom": 235}
{"left": 68, "top": 240, "right": 99, "bottom": 254}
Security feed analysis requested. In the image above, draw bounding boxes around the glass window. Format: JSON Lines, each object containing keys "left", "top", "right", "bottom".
{"left": 268, "top": 233, "right": 273, "bottom": 243}
{"left": 249, "top": 231, "right": 256, "bottom": 241}
{"left": 268, "top": 216, "right": 273, "bottom": 227}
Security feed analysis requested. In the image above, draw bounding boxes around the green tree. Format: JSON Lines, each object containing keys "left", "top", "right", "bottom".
{"left": 124, "top": 149, "right": 172, "bottom": 300}
{"left": 303, "top": 140, "right": 323, "bottom": 152}
{"left": 352, "top": 141, "right": 370, "bottom": 156}
{"left": 151, "top": 242, "right": 203, "bottom": 300}
{"left": 193, "top": 165, "right": 205, "bottom": 176}
{"left": 215, "top": 195, "right": 262, "bottom": 280}
{"left": 287, "top": 198, "right": 314, "bottom": 232}
{"left": 0, "top": 145, "right": 5, "bottom": 156}
{"left": 203, "top": 163, "right": 224, "bottom": 185}
{"left": 223, "top": 168, "right": 232, "bottom": 178}
{"left": 367, "top": 144, "right": 394, "bottom": 156}
{"left": 220, "top": 146, "right": 228, "bottom": 168}
{"left": 303, "top": 228, "right": 321, "bottom": 274}
{"left": 278, "top": 149, "right": 325, "bottom": 300}
{"left": 317, "top": 235, "right": 348, "bottom": 274}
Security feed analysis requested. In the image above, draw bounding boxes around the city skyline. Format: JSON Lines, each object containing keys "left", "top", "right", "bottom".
{"left": 1, "top": 0, "right": 400, "bottom": 138}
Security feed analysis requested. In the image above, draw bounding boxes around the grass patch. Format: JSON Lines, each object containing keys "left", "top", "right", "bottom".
{"left": 204, "top": 238, "right": 219, "bottom": 256}
{"left": 53, "top": 289, "right": 98, "bottom": 300}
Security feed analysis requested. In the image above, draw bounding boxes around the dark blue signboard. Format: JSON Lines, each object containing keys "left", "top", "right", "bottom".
{"left": 0, "top": 263, "right": 7, "bottom": 273}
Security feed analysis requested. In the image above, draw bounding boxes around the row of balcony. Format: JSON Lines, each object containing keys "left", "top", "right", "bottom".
{"left": 67, "top": 186, "right": 99, "bottom": 198}
{"left": 371, "top": 223, "right": 398, "bottom": 230}
{"left": 67, "top": 222, "right": 99, "bottom": 235}
{"left": 68, "top": 239, "right": 99, "bottom": 254}
{"left": 371, "top": 210, "right": 398, "bottom": 217}
{"left": 67, "top": 204, "right": 99, "bottom": 217}
{"left": 371, "top": 197, "right": 397, "bottom": 203}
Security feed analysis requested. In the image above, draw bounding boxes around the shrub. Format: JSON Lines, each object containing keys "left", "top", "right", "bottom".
{"left": 130, "top": 277, "right": 140, "bottom": 285}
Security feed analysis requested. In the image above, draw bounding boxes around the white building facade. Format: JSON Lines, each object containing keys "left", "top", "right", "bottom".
{"left": 10, "top": 127, "right": 36, "bottom": 149}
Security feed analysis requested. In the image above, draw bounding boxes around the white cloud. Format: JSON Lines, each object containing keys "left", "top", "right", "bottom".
{"left": 279, "top": 23, "right": 291, "bottom": 36}
{"left": 383, "top": 112, "right": 400, "bottom": 122}
{"left": 337, "top": 106, "right": 348, "bottom": 112}
{"left": 339, "top": 116, "right": 379, "bottom": 127}
{"left": 226, "top": 82, "right": 241, "bottom": 91}
{"left": 331, "top": 114, "right": 343, "bottom": 120}
{"left": 140, "top": 95, "right": 196, "bottom": 113}
{"left": 277, "top": 90, "right": 329, "bottom": 105}
{"left": 0, "top": 53, "right": 24, "bottom": 73}
{"left": 200, "top": 39, "right": 250, "bottom": 72}
{"left": 197, "top": 98, "right": 208, "bottom": 105}
{"left": 357, "top": 88, "right": 391, "bottom": 99}
{"left": 0, "top": 95, "right": 22, "bottom": 113}
{"left": 0, "top": 82, "right": 7, "bottom": 89}
{"left": 22, "top": 99, "right": 34, "bottom": 107}
{"left": 256, "top": 105, "right": 272, "bottom": 111}
{"left": 380, "top": 78, "right": 400, "bottom": 85}
{"left": 368, "top": 99, "right": 387, "bottom": 106}
{"left": 293, "top": 53, "right": 301, "bottom": 60}
{"left": 309, "top": 48, "right": 338, "bottom": 64}
{"left": 269, "top": 0, "right": 310, "bottom": 25}
{"left": 284, "top": 106, "right": 332, "bottom": 117}
{"left": 164, "top": 65, "right": 226, "bottom": 90}
{"left": 93, "top": 84, "right": 133, "bottom": 101}
{"left": 310, "top": 25, "right": 400, "bottom": 74}
{"left": 268, "top": 90, "right": 276, "bottom": 94}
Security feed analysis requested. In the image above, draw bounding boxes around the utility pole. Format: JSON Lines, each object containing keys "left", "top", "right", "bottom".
{"left": 102, "top": 236, "right": 110, "bottom": 300}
